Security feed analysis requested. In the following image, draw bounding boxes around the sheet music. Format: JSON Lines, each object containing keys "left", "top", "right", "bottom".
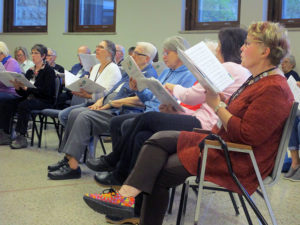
{"left": 152, "top": 61, "right": 167, "bottom": 76}
{"left": 142, "top": 77, "right": 184, "bottom": 112}
{"left": 65, "top": 77, "right": 105, "bottom": 93}
{"left": 178, "top": 41, "right": 234, "bottom": 93}
{"left": 287, "top": 76, "right": 300, "bottom": 107}
{"left": 79, "top": 54, "right": 99, "bottom": 72}
{"left": 64, "top": 70, "right": 78, "bottom": 86}
{"left": 0, "top": 62, "right": 6, "bottom": 72}
{"left": 121, "top": 56, "right": 147, "bottom": 91}
{"left": 0, "top": 71, "right": 36, "bottom": 88}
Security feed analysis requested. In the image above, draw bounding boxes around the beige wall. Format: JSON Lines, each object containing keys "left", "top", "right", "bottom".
{"left": 0, "top": 0, "right": 299, "bottom": 74}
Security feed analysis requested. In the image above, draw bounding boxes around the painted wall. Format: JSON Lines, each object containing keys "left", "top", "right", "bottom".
{"left": 0, "top": 0, "right": 299, "bottom": 74}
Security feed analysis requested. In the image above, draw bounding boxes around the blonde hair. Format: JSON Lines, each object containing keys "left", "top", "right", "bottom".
{"left": 248, "top": 21, "right": 290, "bottom": 66}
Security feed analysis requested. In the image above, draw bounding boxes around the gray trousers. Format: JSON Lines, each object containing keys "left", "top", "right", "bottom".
{"left": 59, "top": 107, "right": 114, "bottom": 161}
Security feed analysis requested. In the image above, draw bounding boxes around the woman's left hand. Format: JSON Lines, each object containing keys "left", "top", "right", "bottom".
{"left": 72, "top": 88, "right": 92, "bottom": 99}
{"left": 205, "top": 89, "right": 221, "bottom": 110}
{"left": 10, "top": 79, "right": 27, "bottom": 91}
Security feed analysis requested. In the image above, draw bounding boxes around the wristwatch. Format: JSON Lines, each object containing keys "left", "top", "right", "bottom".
{"left": 214, "top": 101, "right": 227, "bottom": 113}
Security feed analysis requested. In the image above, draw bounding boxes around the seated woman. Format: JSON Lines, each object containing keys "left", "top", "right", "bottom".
{"left": 0, "top": 44, "right": 56, "bottom": 149}
{"left": 86, "top": 27, "right": 250, "bottom": 224}
{"left": 83, "top": 21, "right": 293, "bottom": 225}
{"left": 58, "top": 40, "right": 122, "bottom": 127}
{"left": 284, "top": 116, "right": 300, "bottom": 181}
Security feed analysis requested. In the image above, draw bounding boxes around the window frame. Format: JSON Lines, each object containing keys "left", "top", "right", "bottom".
{"left": 268, "top": 0, "right": 300, "bottom": 28}
{"left": 185, "top": 0, "right": 241, "bottom": 31}
{"left": 68, "top": 0, "right": 116, "bottom": 32}
{"left": 3, "top": 0, "right": 48, "bottom": 32}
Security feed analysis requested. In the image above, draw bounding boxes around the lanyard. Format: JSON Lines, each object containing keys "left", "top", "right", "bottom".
{"left": 227, "top": 67, "right": 277, "bottom": 106}
{"left": 94, "top": 62, "right": 111, "bottom": 82}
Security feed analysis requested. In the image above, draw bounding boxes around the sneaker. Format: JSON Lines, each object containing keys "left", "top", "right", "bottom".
{"left": 48, "top": 156, "right": 69, "bottom": 172}
{"left": 10, "top": 135, "right": 28, "bottom": 149}
{"left": 48, "top": 164, "right": 81, "bottom": 180}
{"left": 105, "top": 214, "right": 140, "bottom": 224}
{"left": 287, "top": 167, "right": 300, "bottom": 182}
{"left": 283, "top": 165, "right": 300, "bottom": 179}
{"left": 83, "top": 188, "right": 135, "bottom": 218}
{"left": 0, "top": 130, "right": 12, "bottom": 145}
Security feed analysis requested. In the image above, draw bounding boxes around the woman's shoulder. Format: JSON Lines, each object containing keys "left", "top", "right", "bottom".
{"left": 222, "top": 62, "right": 251, "bottom": 79}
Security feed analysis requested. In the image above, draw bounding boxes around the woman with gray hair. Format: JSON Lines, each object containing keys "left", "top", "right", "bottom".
{"left": 14, "top": 46, "right": 34, "bottom": 74}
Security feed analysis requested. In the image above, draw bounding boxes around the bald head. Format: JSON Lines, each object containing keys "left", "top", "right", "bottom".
{"left": 78, "top": 45, "right": 91, "bottom": 55}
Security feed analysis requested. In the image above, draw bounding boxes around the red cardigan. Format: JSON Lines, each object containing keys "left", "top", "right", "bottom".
{"left": 177, "top": 75, "right": 294, "bottom": 194}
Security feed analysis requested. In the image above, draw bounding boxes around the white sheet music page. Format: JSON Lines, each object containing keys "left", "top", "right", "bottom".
{"left": 121, "top": 56, "right": 146, "bottom": 91}
{"left": 0, "top": 72, "right": 36, "bottom": 88}
{"left": 180, "top": 41, "right": 234, "bottom": 93}
{"left": 64, "top": 70, "right": 79, "bottom": 86}
{"left": 79, "top": 54, "right": 99, "bottom": 72}
{"left": 0, "top": 62, "right": 6, "bottom": 72}
{"left": 143, "top": 78, "right": 184, "bottom": 112}
{"left": 287, "top": 76, "right": 300, "bottom": 107}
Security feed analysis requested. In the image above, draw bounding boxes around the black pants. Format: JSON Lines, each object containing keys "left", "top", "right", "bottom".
{"left": 124, "top": 131, "right": 191, "bottom": 225}
{"left": 0, "top": 97, "right": 51, "bottom": 135}
{"left": 109, "top": 112, "right": 201, "bottom": 179}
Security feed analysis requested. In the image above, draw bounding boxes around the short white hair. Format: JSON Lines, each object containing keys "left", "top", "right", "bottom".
{"left": 136, "top": 42, "right": 157, "bottom": 62}
{"left": 0, "top": 41, "right": 9, "bottom": 56}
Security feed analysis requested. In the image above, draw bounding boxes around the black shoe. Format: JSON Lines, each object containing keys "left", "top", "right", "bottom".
{"left": 94, "top": 171, "right": 123, "bottom": 187}
{"left": 48, "top": 164, "right": 81, "bottom": 180}
{"left": 48, "top": 156, "right": 69, "bottom": 172}
{"left": 105, "top": 214, "right": 140, "bottom": 224}
{"left": 86, "top": 156, "right": 115, "bottom": 172}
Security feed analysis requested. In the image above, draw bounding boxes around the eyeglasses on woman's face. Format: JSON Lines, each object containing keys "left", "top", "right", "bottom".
{"left": 96, "top": 45, "right": 107, "bottom": 50}
{"left": 244, "top": 39, "right": 264, "bottom": 47}
{"left": 133, "top": 51, "right": 147, "bottom": 57}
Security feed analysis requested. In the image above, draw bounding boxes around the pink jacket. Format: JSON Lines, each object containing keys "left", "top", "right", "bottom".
{"left": 173, "top": 62, "right": 251, "bottom": 130}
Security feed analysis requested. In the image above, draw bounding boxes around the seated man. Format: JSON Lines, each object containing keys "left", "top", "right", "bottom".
{"left": 46, "top": 48, "right": 64, "bottom": 73}
{"left": 14, "top": 46, "right": 35, "bottom": 74}
{"left": 70, "top": 45, "right": 91, "bottom": 78}
{"left": 47, "top": 42, "right": 158, "bottom": 180}
{"left": 281, "top": 54, "right": 299, "bottom": 81}
{"left": 115, "top": 44, "right": 125, "bottom": 67}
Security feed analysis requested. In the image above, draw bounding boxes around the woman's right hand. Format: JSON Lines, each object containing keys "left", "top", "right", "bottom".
{"left": 164, "top": 83, "right": 176, "bottom": 95}
{"left": 88, "top": 98, "right": 104, "bottom": 110}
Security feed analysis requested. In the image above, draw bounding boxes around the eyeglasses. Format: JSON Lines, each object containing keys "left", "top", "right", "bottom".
{"left": 96, "top": 45, "right": 107, "bottom": 50}
{"left": 31, "top": 52, "right": 40, "bottom": 55}
{"left": 162, "top": 51, "right": 171, "bottom": 56}
{"left": 133, "top": 51, "right": 147, "bottom": 57}
{"left": 244, "top": 39, "right": 263, "bottom": 47}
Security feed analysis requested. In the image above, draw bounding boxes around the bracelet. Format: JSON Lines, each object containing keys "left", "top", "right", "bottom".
{"left": 214, "top": 101, "right": 227, "bottom": 114}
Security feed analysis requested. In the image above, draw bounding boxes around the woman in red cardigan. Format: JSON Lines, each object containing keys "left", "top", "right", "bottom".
{"left": 83, "top": 21, "right": 294, "bottom": 225}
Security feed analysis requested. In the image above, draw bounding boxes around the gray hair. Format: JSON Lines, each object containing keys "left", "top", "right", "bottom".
{"left": 163, "top": 36, "right": 190, "bottom": 52}
{"left": 116, "top": 44, "right": 125, "bottom": 56}
{"left": 204, "top": 40, "right": 218, "bottom": 56}
{"left": 136, "top": 42, "right": 157, "bottom": 62}
{"left": 14, "top": 46, "right": 30, "bottom": 59}
{"left": 286, "top": 54, "right": 296, "bottom": 68}
{"left": 47, "top": 48, "right": 57, "bottom": 56}
{"left": 0, "top": 41, "right": 9, "bottom": 56}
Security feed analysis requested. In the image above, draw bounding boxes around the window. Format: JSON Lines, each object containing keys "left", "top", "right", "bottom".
{"left": 69, "top": 0, "right": 116, "bottom": 32}
{"left": 185, "top": 0, "right": 241, "bottom": 30}
{"left": 268, "top": 0, "right": 300, "bottom": 28}
{"left": 3, "top": 0, "right": 48, "bottom": 32}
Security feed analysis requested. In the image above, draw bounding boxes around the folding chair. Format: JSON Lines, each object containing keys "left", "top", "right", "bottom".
{"left": 176, "top": 101, "right": 298, "bottom": 225}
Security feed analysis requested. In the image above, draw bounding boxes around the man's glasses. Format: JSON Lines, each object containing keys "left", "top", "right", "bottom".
{"left": 133, "top": 51, "right": 147, "bottom": 57}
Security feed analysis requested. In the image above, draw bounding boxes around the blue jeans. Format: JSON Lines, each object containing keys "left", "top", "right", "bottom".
{"left": 288, "top": 116, "right": 300, "bottom": 151}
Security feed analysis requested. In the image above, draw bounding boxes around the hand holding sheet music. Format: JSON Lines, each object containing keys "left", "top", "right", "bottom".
{"left": 178, "top": 41, "right": 234, "bottom": 93}
{"left": 79, "top": 54, "right": 99, "bottom": 72}
{"left": 66, "top": 76, "right": 105, "bottom": 93}
{"left": 0, "top": 71, "right": 36, "bottom": 88}
{"left": 141, "top": 77, "right": 184, "bottom": 112}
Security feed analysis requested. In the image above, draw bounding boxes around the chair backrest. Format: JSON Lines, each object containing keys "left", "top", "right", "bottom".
{"left": 53, "top": 76, "right": 62, "bottom": 106}
{"left": 264, "top": 101, "right": 299, "bottom": 186}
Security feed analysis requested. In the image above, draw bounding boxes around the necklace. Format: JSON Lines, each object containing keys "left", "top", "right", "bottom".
{"left": 94, "top": 62, "right": 111, "bottom": 82}
{"left": 227, "top": 66, "right": 277, "bottom": 105}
